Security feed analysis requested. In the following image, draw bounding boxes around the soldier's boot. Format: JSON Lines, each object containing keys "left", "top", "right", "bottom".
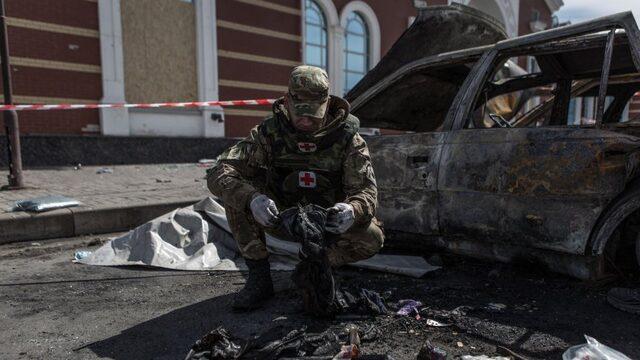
{"left": 232, "top": 258, "right": 274, "bottom": 311}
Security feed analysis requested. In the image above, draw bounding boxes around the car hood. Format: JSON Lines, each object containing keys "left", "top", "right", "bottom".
{"left": 347, "top": 4, "right": 506, "bottom": 132}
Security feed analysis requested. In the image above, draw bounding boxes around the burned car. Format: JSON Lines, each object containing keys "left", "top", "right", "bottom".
{"left": 346, "top": 5, "right": 640, "bottom": 279}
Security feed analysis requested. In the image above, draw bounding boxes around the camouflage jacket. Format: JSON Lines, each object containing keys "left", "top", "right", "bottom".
{"left": 207, "top": 96, "right": 378, "bottom": 225}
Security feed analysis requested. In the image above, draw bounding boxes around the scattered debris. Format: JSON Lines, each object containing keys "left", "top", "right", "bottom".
{"left": 30, "top": 242, "right": 41, "bottom": 247}
{"left": 185, "top": 327, "right": 246, "bottom": 360}
{"left": 496, "top": 345, "right": 531, "bottom": 360}
{"left": 12, "top": 195, "right": 80, "bottom": 212}
{"left": 425, "top": 305, "right": 473, "bottom": 323}
{"left": 332, "top": 324, "right": 360, "bottom": 359}
{"left": 334, "top": 288, "right": 389, "bottom": 316}
{"left": 563, "top": 335, "right": 631, "bottom": 360}
{"left": 186, "top": 326, "right": 352, "bottom": 360}
{"left": 185, "top": 317, "right": 402, "bottom": 359}
{"left": 96, "top": 167, "right": 113, "bottom": 174}
{"left": 457, "top": 341, "right": 464, "bottom": 348}
{"left": 417, "top": 340, "right": 447, "bottom": 360}
{"left": 425, "top": 319, "right": 451, "bottom": 327}
{"left": 74, "top": 251, "right": 92, "bottom": 261}
{"left": 485, "top": 303, "right": 507, "bottom": 312}
{"left": 346, "top": 324, "right": 360, "bottom": 347}
{"left": 607, "top": 288, "right": 640, "bottom": 315}
{"left": 332, "top": 344, "right": 359, "bottom": 359}
{"left": 73, "top": 163, "right": 82, "bottom": 170}
{"left": 396, "top": 299, "right": 422, "bottom": 319}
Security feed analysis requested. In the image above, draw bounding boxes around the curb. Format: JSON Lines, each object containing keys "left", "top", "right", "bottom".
{"left": 0, "top": 199, "right": 201, "bottom": 244}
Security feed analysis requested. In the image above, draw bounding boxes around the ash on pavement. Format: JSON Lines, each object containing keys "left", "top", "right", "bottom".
{"left": 0, "top": 234, "right": 638, "bottom": 359}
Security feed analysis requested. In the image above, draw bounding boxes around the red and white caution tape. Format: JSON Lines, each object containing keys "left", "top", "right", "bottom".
{"left": 0, "top": 98, "right": 277, "bottom": 111}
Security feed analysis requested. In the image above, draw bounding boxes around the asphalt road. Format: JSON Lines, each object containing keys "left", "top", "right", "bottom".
{"left": 0, "top": 234, "right": 639, "bottom": 359}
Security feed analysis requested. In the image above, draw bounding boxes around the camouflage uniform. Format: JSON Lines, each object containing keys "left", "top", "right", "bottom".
{"left": 207, "top": 72, "right": 383, "bottom": 267}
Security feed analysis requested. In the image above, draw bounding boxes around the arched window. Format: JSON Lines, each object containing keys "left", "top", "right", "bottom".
{"left": 304, "top": 0, "right": 328, "bottom": 70}
{"left": 343, "top": 12, "right": 369, "bottom": 94}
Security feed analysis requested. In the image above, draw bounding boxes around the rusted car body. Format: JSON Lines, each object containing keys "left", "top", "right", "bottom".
{"left": 347, "top": 5, "right": 640, "bottom": 279}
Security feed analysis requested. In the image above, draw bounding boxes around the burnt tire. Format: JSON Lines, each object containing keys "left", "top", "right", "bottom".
{"left": 591, "top": 183, "right": 640, "bottom": 274}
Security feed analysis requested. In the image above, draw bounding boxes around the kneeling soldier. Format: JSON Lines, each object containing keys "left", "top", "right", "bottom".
{"left": 207, "top": 65, "right": 383, "bottom": 310}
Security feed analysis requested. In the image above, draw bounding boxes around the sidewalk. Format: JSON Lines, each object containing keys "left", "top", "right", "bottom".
{"left": 0, "top": 164, "right": 212, "bottom": 243}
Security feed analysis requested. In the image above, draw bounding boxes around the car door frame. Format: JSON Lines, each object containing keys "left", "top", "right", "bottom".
{"left": 436, "top": 13, "right": 640, "bottom": 254}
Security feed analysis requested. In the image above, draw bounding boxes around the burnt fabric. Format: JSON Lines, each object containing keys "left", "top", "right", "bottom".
{"left": 187, "top": 326, "right": 341, "bottom": 360}
{"left": 292, "top": 252, "right": 336, "bottom": 317}
{"left": 278, "top": 205, "right": 330, "bottom": 255}
{"left": 334, "top": 288, "right": 390, "bottom": 316}
{"left": 186, "top": 327, "right": 247, "bottom": 360}
{"left": 279, "top": 205, "right": 338, "bottom": 317}
{"left": 279, "top": 206, "right": 389, "bottom": 317}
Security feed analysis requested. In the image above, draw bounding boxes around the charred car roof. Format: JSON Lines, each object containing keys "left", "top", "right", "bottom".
{"left": 350, "top": 9, "right": 640, "bottom": 132}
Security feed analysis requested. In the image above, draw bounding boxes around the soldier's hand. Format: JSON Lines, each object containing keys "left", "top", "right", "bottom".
{"left": 250, "top": 194, "right": 280, "bottom": 227}
{"left": 326, "top": 203, "right": 355, "bottom": 234}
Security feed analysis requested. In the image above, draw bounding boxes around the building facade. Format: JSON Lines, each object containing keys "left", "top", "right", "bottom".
{"left": 5, "top": 0, "right": 632, "bottom": 139}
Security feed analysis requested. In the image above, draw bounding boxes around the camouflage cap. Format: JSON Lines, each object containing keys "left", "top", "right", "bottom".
{"left": 287, "top": 65, "right": 330, "bottom": 118}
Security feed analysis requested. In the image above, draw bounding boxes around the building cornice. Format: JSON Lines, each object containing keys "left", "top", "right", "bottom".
{"left": 545, "top": 0, "right": 564, "bottom": 13}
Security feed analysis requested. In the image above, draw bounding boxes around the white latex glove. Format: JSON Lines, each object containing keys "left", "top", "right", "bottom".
{"left": 249, "top": 194, "right": 279, "bottom": 227}
{"left": 326, "top": 202, "right": 355, "bottom": 234}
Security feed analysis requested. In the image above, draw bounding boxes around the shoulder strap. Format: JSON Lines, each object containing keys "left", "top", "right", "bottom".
{"left": 316, "top": 114, "right": 360, "bottom": 150}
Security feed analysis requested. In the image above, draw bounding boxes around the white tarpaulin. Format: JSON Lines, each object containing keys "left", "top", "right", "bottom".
{"left": 78, "top": 197, "right": 439, "bottom": 277}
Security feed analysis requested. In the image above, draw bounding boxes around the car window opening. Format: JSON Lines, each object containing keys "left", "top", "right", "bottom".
{"left": 466, "top": 29, "right": 640, "bottom": 130}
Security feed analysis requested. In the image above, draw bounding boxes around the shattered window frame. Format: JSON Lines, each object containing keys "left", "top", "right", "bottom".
{"left": 449, "top": 13, "right": 640, "bottom": 133}
{"left": 463, "top": 32, "right": 640, "bottom": 130}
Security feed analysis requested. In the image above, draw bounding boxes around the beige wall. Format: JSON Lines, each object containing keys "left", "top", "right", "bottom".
{"left": 121, "top": 0, "right": 198, "bottom": 103}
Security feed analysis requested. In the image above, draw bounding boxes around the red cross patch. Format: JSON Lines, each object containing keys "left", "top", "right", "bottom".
{"left": 297, "top": 142, "right": 317, "bottom": 153}
{"left": 298, "top": 171, "right": 317, "bottom": 188}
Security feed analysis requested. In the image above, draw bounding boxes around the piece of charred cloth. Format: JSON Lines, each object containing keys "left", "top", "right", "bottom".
{"left": 334, "top": 288, "right": 389, "bottom": 316}
{"left": 278, "top": 205, "right": 390, "bottom": 318}
{"left": 278, "top": 204, "right": 330, "bottom": 255}
{"left": 186, "top": 326, "right": 342, "bottom": 360}
{"left": 185, "top": 327, "right": 248, "bottom": 360}
{"left": 278, "top": 205, "right": 338, "bottom": 317}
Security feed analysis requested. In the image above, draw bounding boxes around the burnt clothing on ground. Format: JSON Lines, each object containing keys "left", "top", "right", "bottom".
{"left": 281, "top": 205, "right": 337, "bottom": 317}
{"left": 186, "top": 326, "right": 341, "bottom": 360}
{"left": 280, "top": 205, "right": 389, "bottom": 317}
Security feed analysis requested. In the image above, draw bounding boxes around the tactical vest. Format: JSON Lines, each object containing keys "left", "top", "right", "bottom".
{"left": 260, "top": 109, "right": 359, "bottom": 209}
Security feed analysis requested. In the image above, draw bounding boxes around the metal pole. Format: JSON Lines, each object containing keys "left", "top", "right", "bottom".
{"left": 595, "top": 28, "right": 616, "bottom": 129}
{"left": 0, "top": 0, "right": 23, "bottom": 188}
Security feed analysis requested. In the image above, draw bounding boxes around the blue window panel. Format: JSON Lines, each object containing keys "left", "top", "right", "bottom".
{"left": 304, "top": 0, "right": 328, "bottom": 70}
{"left": 346, "top": 52, "right": 365, "bottom": 72}
{"left": 306, "top": 24, "right": 324, "bottom": 46}
{"left": 345, "top": 72, "right": 364, "bottom": 91}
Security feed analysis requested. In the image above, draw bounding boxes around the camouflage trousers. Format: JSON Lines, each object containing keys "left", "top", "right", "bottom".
{"left": 225, "top": 205, "right": 384, "bottom": 267}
